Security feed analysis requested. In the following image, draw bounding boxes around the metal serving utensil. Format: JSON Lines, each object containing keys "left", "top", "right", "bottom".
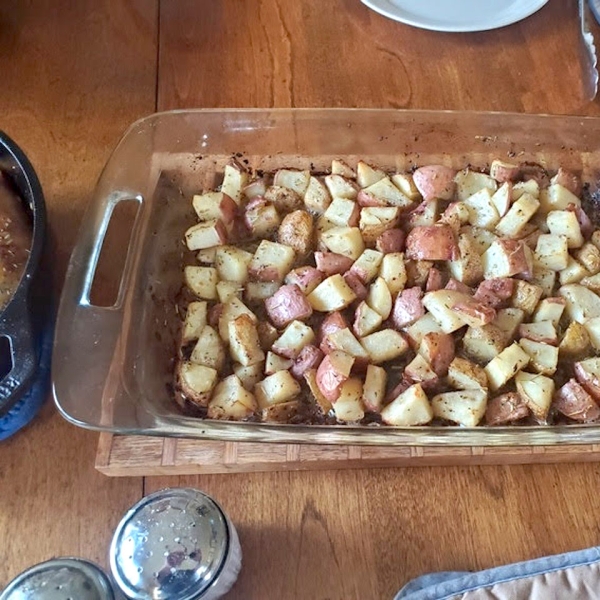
{"left": 581, "top": 0, "right": 599, "bottom": 100}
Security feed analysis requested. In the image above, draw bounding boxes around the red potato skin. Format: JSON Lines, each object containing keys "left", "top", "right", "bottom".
{"left": 249, "top": 265, "right": 282, "bottom": 282}
{"left": 319, "top": 312, "right": 350, "bottom": 354}
{"left": 291, "top": 345, "right": 324, "bottom": 379}
{"left": 567, "top": 203, "right": 593, "bottom": 240}
{"left": 405, "top": 225, "right": 459, "bottom": 261}
{"left": 316, "top": 355, "right": 350, "bottom": 402}
{"left": 553, "top": 168, "right": 582, "bottom": 197}
{"left": 392, "top": 287, "right": 425, "bottom": 329}
{"left": 518, "top": 324, "right": 558, "bottom": 345}
{"left": 208, "top": 303, "right": 224, "bottom": 328}
{"left": 413, "top": 165, "right": 456, "bottom": 201}
{"left": 490, "top": 162, "right": 520, "bottom": 183}
{"left": 574, "top": 362, "right": 600, "bottom": 401}
{"left": 454, "top": 301, "right": 496, "bottom": 326}
{"left": 285, "top": 266, "right": 325, "bottom": 294}
{"left": 343, "top": 272, "right": 368, "bottom": 301}
{"left": 357, "top": 189, "right": 387, "bottom": 207}
{"left": 243, "top": 198, "right": 279, "bottom": 237}
{"left": 555, "top": 379, "right": 600, "bottom": 422}
{"left": 217, "top": 193, "right": 239, "bottom": 227}
{"left": 426, "top": 268, "right": 445, "bottom": 292}
{"left": 384, "top": 377, "right": 413, "bottom": 404}
{"left": 474, "top": 278, "right": 515, "bottom": 309}
{"left": 445, "top": 278, "right": 473, "bottom": 295}
{"left": 485, "top": 392, "right": 530, "bottom": 425}
{"left": 408, "top": 200, "right": 436, "bottom": 228}
{"left": 497, "top": 239, "right": 532, "bottom": 277}
{"left": 264, "top": 284, "right": 313, "bottom": 328}
{"left": 314, "top": 252, "right": 354, "bottom": 276}
{"left": 419, "top": 332, "right": 455, "bottom": 376}
{"left": 376, "top": 229, "right": 406, "bottom": 254}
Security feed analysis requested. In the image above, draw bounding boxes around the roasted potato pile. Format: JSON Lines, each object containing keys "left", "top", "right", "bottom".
{"left": 176, "top": 159, "right": 600, "bottom": 427}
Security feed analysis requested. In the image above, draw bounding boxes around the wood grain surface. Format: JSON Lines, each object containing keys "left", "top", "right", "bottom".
{"left": 3, "top": 1, "right": 600, "bottom": 599}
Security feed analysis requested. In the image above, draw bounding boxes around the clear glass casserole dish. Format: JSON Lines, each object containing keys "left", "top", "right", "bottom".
{"left": 53, "top": 108, "right": 600, "bottom": 446}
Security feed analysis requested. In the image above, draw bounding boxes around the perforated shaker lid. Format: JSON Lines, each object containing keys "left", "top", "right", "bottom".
{"left": 0, "top": 558, "right": 115, "bottom": 600}
{"left": 109, "top": 488, "right": 229, "bottom": 600}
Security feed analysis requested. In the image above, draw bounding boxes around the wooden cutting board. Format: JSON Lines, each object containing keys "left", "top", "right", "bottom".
{"left": 96, "top": 433, "right": 600, "bottom": 476}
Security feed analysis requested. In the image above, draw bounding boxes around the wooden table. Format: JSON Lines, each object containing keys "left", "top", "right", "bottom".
{"left": 2, "top": 1, "right": 600, "bottom": 598}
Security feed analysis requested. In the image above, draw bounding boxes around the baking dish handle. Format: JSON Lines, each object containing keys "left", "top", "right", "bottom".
{"left": 53, "top": 190, "right": 142, "bottom": 427}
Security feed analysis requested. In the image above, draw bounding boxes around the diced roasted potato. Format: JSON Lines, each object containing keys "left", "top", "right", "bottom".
{"left": 367, "top": 277, "right": 392, "bottom": 319}
{"left": 554, "top": 379, "right": 600, "bottom": 422}
{"left": 515, "top": 371, "right": 554, "bottom": 421}
{"left": 559, "top": 322, "right": 591, "bottom": 356}
{"left": 304, "top": 368, "right": 333, "bottom": 415}
{"left": 324, "top": 197, "right": 360, "bottom": 228}
{"left": 304, "top": 176, "right": 332, "bottom": 213}
{"left": 316, "top": 350, "right": 355, "bottom": 402}
{"left": 361, "top": 177, "right": 413, "bottom": 209}
{"left": 464, "top": 188, "right": 500, "bottom": 230}
{"left": 455, "top": 168, "right": 498, "bottom": 201}
{"left": 324, "top": 174, "right": 358, "bottom": 199}
{"left": 485, "top": 392, "right": 529, "bottom": 425}
{"left": 482, "top": 239, "right": 533, "bottom": 278}
{"left": 184, "top": 266, "right": 219, "bottom": 300}
{"left": 546, "top": 210, "right": 584, "bottom": 249}
{"left": 511, "top": 280, "right": 543, "bottom": 315}
{"left": 580, "top": 272, "right": 600, "bottom": 293}
{"left": 392, "top": 287, "right": 425, "bottom": 329}
{"left": 584, "top": 317, "right": 600, "bottom": 351}
{"left": 285, "top": 266, "right": 324, "bottom": 295}
{"left": 265, "top": 284, "right": 312, "bottom": 328}
{"left": 265, "top": 351, "right": 293, "bottom": 375}
{"left": 558, "top": 257, "right": 589, "bottom": 285}
{"left": 243, "top": 178, "right": 267, "bottom": 200}
{"left": 244, "top": 198, "right": 281, "bottom": 238}
{"left": 326, "top": 328, "right": 369, "bottom": 362}
{"left": 538, "top": 183, "right": 581, "bottom": 213}
{"left": 216, "top": 280, "right": 242, "bottom": 303}
{"left": 408, "top": 199, "right": 440, "bottom": 229}
{"left": 244, "top": 281, "right": 280, "bottom": 303}
{"left": 191, "top": 325, "right": 226, "bottom": 371}
{"left": 178, "top": 362, "right": 218, "bottom": 408}
{"left": 257, "top": 321, "right": 279, "bottom": 350}
{"left": 215, "top": 246, "right": 253, "bottom": 283}
{"left": 559, "top": 283, "right": 600, "bottom": 324}
{"left": 447, "top": 357, "right": 488, "bottom": 391}
{"left": 463, "top": 323, "right": 508, "bottom": 363}
{"left": 405, "top": 312, "right": 445, "bottom": 346}
{"left": 291, "top": 345, "right": 323, "bottom": 380}
{"left": 551, "top": 167, "right": 581, "bottom": 196}
{"left": 182, "top": 301, "right": 208, "bottom": 343}
{"left": 519, "top": 321, "right": 558, "bottom": 345}
{"left": 490, "top": 160, "right": 520, "bottom": 183}
{"left": 574, "top": 357, "right": 600, "bottom": 401}
{"left": 220, "top": 162, "right": 248, "bottom": 204}
{"left": 495, "top": 193, "right": 539, "bottom": 238}
{"left": 228, "top": 314, "right": 265, "bottom": 367}
{"left": 319, "top": 311, "right": 349, "bottom": 346}
{"left": 308, "top": 274, "right": 357, "bottom": 312}
{"left": 529, "top": 264, "right": 556, "bottom": 297}
{"left": 208, "top": 374, "right": 257, "bottom": 420}
{"left": 331, "top": 159, "right": 355, "bottom": 179}
{"left": 376, "top": 229, "right": 406, "bottom": 254}
{"left": 355, "top": 161, "right": 385, "bottom": 188}
{"left": 196, "top": 247, "right": 217, "bottom": 265}
{"left": 278, "top": 210, "right": 314, "bottom": 256}
{"left": 255, "top": 370, "right": 301, "bottom": 409}
{"left": 273, "top": 168, "right": 310, "bottom": 196}
{"left": 350, "top": 249, "right": 384, "bottom": 284}
{"left": 264, "top": 185, "right": 302, "bottom": 211}
{"left": 192, "top": 191, "right": 238, "bottom": 227}
{"left": 512, "top": 179, "right": 539, "bottom": 201}
{"left": 405, "top": 259, "right": 434, "bottom": 287}
{"left": 343, "top": 272, "right": 368, "bottom": 301}
{"left": 360, "top": 329, "right": 408, "bottom": 364}
{"left": 272, "top": 320, "right": 315, "bottom": 359}
{"left": 532, "top": 297, "right": 565, "bottom": 326}
{"left": 439, "top": 201, "right": 469, "bottom": 233}
{"left": 379, "top": 252, "right": 407, "bottom": 294}
{"left": 185, "top": 219, "right": 228, "bottom": 251}
{"left": 426, "top": 268, "right": 445, "bottom": 292}
{"left": 249, "top": 240, "right": 296, "bottom": 283}
{"left": 404, "top": 354, "right": 439, "bottom": 389}
{"left": 321, "top": 226, "right": 364, "bottom": 260}
{"left": 493, "top": 307, "right": 525, "bottom": 342}
{"left": 406, "top": 225, "right": 459, "bottom": 261}
{"left": 422, "top": 290, "right": 471, "bottom": 333}
{"left": 353, "top": 301, "right": 384, "bottom": 337}
{"left": 418, "top": 332, "right": 455, "bottom": 376}
{"left": 448, "top": 232, "right": 484, "bottom": 286}
{"left": 261, "top": 401, "right": 301, "bottom": 423}
{"left": 381, "top": 383, "right": 433, "bottom": 426}
{"left": 233, "top": 362, "right": 264, "bottom": 392}
{"left": 218, "top": 297, "right": 257, "bottom": 342}
{"left": 431, "top": 389, "right": 488, "bottom": 427}
{"left": 575, "top": 242, "right": 600, "bottom": 275}
{"left": 484, "top": 342, "right": 531, "bottom": 391}
{"left": 359, "top": 207, "right": 400, "bottom": 244}
{"left": 518, "top": 338, "right": 558, "bottom": 375}
{"left": 391, "top": 172, "right": 422, "bottom": 200}
{"left": 491, "top": 183, "right": 514, "bottom": 219}
{"left": 314, "top": 252, "right": 354, "bottom": 276}
{"left": 464, "top": 226, "right": 498, "bottom": 254}
{"left": 332, "top": 378, "right": 365, "bottom": 423}
{"left": 413, "top": 165, "right": 456, "bottom": 201}
{"left": 362, "top": 365, "right": 387, "bottom": 412}
{"left": 474, "top": 278, "right": 514, "bottom": 308}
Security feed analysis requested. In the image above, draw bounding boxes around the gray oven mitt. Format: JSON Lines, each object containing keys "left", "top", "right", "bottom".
{"left": 395, "top": 546, "right": 600, "bottom": 600}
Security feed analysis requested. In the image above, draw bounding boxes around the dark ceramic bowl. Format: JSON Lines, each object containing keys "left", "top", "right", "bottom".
{"left": 0, "top": 131, "right": 47, "bottom": 416}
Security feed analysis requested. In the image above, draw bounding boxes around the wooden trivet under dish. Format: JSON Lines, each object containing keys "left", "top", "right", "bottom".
{"left": 95, "top": 434, "right": 600, "bottom": 476}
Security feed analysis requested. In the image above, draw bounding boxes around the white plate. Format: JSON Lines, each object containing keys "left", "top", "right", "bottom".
{"left": 361, "top": 0, "right": 549, "bottom": 33}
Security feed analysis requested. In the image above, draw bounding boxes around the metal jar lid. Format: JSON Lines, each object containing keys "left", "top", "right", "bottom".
{"left": 0, "top": 558, "right": 115, "bottom": 600}
{"left": 109, "top": 488, "right": 230, "bottom": 600}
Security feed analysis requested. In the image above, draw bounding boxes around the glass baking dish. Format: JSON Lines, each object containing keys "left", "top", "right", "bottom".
{"left": 53, "top": 108, "right": 600, "bottom": 446}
